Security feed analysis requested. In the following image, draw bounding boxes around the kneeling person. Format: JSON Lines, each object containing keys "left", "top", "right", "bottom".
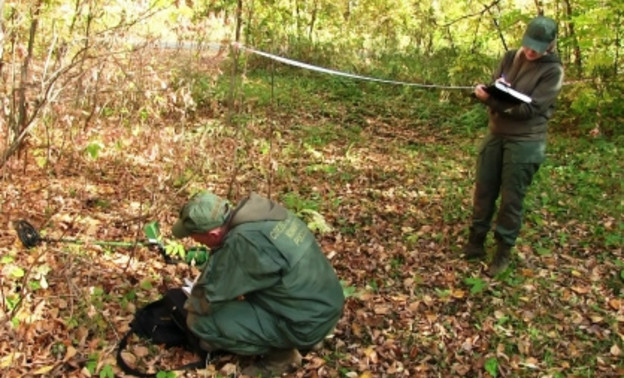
{"left": 172, "top": 191, "right": 345, "bottom": 375}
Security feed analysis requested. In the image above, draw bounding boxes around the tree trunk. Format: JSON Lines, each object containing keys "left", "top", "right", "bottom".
{"left": 16, "top": 1, "right": 42, "bottom": 138}
{"left": 309, "top": 0, "right": 317, "bottom": 42}
{"left": 563, "top": 0, "right": 582, "bottom": 74}
{"left": 0, "top": 0, "right": 5, "bottom": 76}
{"left": 615, "top": 10, "right": 621, "bottom": 76}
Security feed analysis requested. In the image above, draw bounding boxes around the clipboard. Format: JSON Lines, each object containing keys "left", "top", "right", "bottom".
{"left": 484, "top": 81, "right": 532, "bottom": 104}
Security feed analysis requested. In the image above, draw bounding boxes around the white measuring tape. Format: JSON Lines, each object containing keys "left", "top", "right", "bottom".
{"left": 159, "top": 41, "right": 473, "bottom": 90}
{"left": 157, "top": 41, "right": 582, "bottom": 89}
{"left": 240, "top": 45, "right": 474, "bottom": 90}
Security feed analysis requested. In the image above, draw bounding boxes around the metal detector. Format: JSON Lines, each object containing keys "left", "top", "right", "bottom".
{"left": 14, "top": 219, "right": 173, "bottom": 263}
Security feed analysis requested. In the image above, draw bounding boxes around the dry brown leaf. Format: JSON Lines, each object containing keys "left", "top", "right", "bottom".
{"left": 452, "top": 289, "right": 465, "bottom": 299}
{"left": 408, "top": 301, "right": 420, "bottom": 312}
{"left": 590, "top": 315, "right": 604, "bottom": 324}
{"left": 426, "top": 312, "right": 438, "bottom": 323}
{"left": 32, "top": 365, "right": 55, "bottom": 375}
{"left": 0, "top": 352, "right": 22, "bottom": 368}
{"left": 522, "top": 357, "right": 539, "bottom": 368}
{"left": 364, "top": 346, "right": 378, "bottom": 364}
{"left": 120, "top": 351, "right": 136, "bottom": 366}
{"left": 571, "top": 286, "right": 590, "bottom": 294}
{"left": 610, "top": 344, "right": 621, "bottom": 357}
{"left": 132, "top": 345, "right": 149, "bottom": 357}
{"left": 570, "top": 270, "right": 583, "bottom": 277}
{"left": 352, "top": 322, "right": 363, "bottom": 337}
{"left": 63, "top": 346, "right": 77, "bottom": 362}
{"left": 219, "top": 363, "right": 238, "bottom": 375}
{"left": 608, "top": 298, "right": 621, "bottom": 310}
{"left": 409, "top": 346, "right": 418, "bottom": 358}
{"left": 306, "top": 356, "right": 327, "bottom": 369}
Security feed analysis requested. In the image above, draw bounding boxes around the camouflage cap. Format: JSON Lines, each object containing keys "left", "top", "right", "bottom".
{"left": 522, "top": 16, "right": 558, "bottom": 54}
{"left": 172, "top": 192, "right": 228, "bottom": 238}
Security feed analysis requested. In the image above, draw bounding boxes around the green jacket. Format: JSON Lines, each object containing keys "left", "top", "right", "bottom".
{"left": 186, "top": 193, "right": 344, "bottom": 346}
{"left": 485, "top": 49, "right": 564, "bottom": 141}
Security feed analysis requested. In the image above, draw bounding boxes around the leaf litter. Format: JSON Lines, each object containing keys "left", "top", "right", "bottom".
{"left": 0, "top": 82, "right": 622, "bottom": 377}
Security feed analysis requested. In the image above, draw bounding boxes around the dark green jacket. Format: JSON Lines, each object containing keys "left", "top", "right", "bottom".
{"left": 186, "top": 193, "right": 344, "bottom": 345}
{"left": 485, "top": 49, "right": 564, "bottom": 141}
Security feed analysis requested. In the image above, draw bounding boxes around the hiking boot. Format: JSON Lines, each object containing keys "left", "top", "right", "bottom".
{"left": 487, "top": 244, "right": 512, "bottom": 277}
{"left": 242, "top": 348, "right": 302, "bottom": 377}
{"left": 462, "top": 230, "right": 487, "bottom": 259}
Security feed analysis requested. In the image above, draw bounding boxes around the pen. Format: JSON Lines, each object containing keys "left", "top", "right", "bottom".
{"left": 499, "top": 74, "right": 510, "bottom": 86}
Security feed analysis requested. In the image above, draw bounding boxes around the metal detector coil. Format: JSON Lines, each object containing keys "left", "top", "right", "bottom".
{"left": 15, "top": 219, "right": 43, "bottom": 248}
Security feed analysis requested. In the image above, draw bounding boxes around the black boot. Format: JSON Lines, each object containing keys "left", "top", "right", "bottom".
{"left": 487, "top": 243, "right": 512, "bottom": 277}
{"left": 462, "top": 230, "right": 486, "bottom": 259}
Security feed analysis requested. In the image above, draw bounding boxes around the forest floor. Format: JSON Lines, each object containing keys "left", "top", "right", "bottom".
{"left": 0, "top": 55, "right": 622, "bottom": 377}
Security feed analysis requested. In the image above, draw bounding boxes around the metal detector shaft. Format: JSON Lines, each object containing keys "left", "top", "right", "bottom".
{"left": 14, "top": 219, "right": 172, "bottom": 263}
{"left": 40, "top": 237, "right": 153, "bottom": 248}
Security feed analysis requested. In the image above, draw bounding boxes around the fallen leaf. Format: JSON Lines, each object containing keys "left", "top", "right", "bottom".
{"left": 219, "top": 363, "right": 238, "bottom": 375}
{"left": 306, "top": 356, "right": 327, "bottom": 369}
{"left": 408, "top": 301, "right": 420, "bottom": 311}
{"left": 609, "top": 299, "right": 621, "bottom": 310}
{"left": 521, "top": 357, "right": 539, "bottom": 369}
{"left": 120, "top": 351, "right": 136, "bottom": 366}
{"left": 0, "top": 352, "right": 21, "bottom": 368}
{"left": 364, "top": 347, "right": 378, "bottom": 364}
{"left": 352, "top": 322, "right": 363, "bottom": 337}
{"left": 590, "top": 315, "right": 604, "bottom": 324}
{"left": 426, "top": 312, "right": 438, "bottom": 323}
{"left": 571, "top": 286, "right": 590, "bottom": 294}
{"left": 63, "top": 346, "right": 77, "bottom": 362}
{"left": 33, "top": 365, "right": 55, "bottom": 375}
{"left": 611, "top": 344, "right": 621, "bottom": 357}
{"left": 133, "top": 345, "right": 149, "bottom": 357}
{"left": 409, "top": 346, "right": 418, "bottom": 358}
{"left": 452, "top": 289, "right": 465, "bottom": 298}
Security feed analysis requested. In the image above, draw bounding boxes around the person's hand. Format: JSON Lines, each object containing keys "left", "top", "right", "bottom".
{"left": 474, "top": 84, "right": 489, "bottom": 101}
{"left": 496, "top": 75, "right": 510, "bottom": 86}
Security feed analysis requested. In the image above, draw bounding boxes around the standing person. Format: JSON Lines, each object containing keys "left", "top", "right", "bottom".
{"left": 463, "top": 16, "right": 564, "bottom": 276}
{"left": 171, "top": 191, "right": 344, "bottom": 376}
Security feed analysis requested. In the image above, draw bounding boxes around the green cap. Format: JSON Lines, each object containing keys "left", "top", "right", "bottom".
{"left": 522, "top": 16, "right": 558, "bottom": 54}
{"left": 172, "top": 192, "right": 228, "bottom": 238}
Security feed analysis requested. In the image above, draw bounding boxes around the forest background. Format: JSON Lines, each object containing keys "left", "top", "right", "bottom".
{"left": 0, "top": 0, "right": 622, "bottom": 377}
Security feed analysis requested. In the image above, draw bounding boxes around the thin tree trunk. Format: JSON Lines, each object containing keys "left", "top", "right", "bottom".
{"left": 226, "top": 0, "right": 244, "bottom": 200}
{"left": 13, "top": 0, "right": 43, "bottom": 169}
{"left": 0, "top": 0, "right": 5, "bottom": 76}
{"left": 563, "top": 0, "right": 582, "bottom": 74}
{"left": 533, "top": 0, "right": 544, "bottom": 15}
{"left": 309, "top": 0, "right": 317, "bottom": 42}
{"left": 488, "top": 4, "right": 507, "bottom": 52}
{"left": 615, "top": 11, "right": 621, "bottom": 76}
{"left": 17, "top": 1, "right": 42, "bottom": 138}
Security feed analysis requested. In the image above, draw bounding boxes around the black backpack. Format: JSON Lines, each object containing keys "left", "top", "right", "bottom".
{"left": 116, "top": 288, "right": 207, "bottom": 377}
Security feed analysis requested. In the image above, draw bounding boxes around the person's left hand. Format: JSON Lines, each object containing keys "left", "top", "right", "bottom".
{"left": 474, "top": 84, "right": 489, "bottom": 101}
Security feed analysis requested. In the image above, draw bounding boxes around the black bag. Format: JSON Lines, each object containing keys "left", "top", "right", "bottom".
{"left": 116, "top": 288, "right": 207, "bottom": 377}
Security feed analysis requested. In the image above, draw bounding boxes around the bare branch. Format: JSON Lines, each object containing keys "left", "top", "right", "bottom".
{"left": 442, "top": 0, "right": 503, "bottom": 27}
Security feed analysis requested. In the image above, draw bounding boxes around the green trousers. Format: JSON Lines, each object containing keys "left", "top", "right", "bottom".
{"left": 187, "top": 299, "right": 339, "bottom": 355}
{"left": 470, "top": 134, "right": 546, "bottom": 246}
